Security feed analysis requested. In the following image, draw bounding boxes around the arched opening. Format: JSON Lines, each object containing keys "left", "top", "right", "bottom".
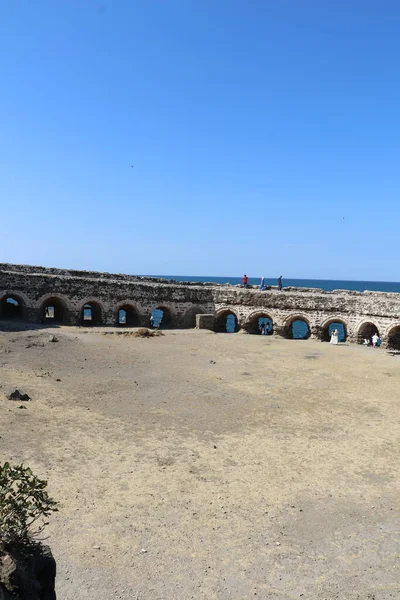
{"left": 285, "top": 318, "right": 311, "bottom": 340}
{"left": 357, "top": 322, "right": 379, "bottom": 345}
{"left": 183, "top": 306, "right": 205, "bottom": 328}
{"left": 321, "top": 321, "right": 347, "bottom": 343}
{"left": 215, "top": 310, "right": 239, "bottom": 333}
{"left": 246, "top": 314, "right": 273, "bottom": 335}
{"left": 117, "top": 304, "right": 138, "bottom": 327}
{"left": 387, "top": 325, "right": 400, "bottom": 350}
{"left": 0, "top": 295, "right": 23, "bottom": 319}
{"left": 81, "top": 302, "right": 102, "bottom": 326}
{"left": 41, "top": 297, "right": 67, "bottom": 324}
{"left": 151, "top": 306, "right": 172, "bottom": 329}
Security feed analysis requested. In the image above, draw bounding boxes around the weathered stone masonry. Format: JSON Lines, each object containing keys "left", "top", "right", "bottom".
{"left": 1, "top": 263, "right": 400, "bottom": 346}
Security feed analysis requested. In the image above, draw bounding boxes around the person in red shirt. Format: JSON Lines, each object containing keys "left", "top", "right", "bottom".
{"left": 243, "top": 274, "right": 248, "bottom": 287}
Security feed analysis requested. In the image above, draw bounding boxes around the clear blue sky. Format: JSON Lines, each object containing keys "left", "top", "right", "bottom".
{"left": 1, "top": 1, "right": 399, "bottom": 280}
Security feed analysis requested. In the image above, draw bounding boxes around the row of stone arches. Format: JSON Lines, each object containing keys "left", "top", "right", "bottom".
{"left": 0, "top": 294, "right": 204, "bottom": 329}
{"left": 2, "top": 292, "right": 400, "bottom": 348}
{"left": 214, "top": 309, "right": 400, "bottom": 348}
{"left": 76, "top": 301, "right": 181, "bottom": 328}
{"left": 216, "top": 310, "right": 315, "bottom": 339}
{"left": 216, "top": 311, "right": 315, "bottom": 339}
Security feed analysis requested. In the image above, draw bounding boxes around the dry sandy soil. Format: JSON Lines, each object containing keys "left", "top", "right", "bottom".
{"left": 0, "top": 324, "right": 399, "bottom": 599}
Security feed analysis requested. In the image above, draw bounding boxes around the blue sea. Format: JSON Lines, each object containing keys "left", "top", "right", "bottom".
{"left": 150, "top": 275, "right": 400, "bottom": 294}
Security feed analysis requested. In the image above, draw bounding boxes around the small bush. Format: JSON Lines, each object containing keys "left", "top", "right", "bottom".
{"left": 0, "top": 463, "right": 58, "bottom": 550}
{"left": 134, "top": 328, "right": 164, "bottom": 338}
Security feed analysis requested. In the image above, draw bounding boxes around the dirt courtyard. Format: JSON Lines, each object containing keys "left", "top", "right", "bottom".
{"left": 0, "top": 325, "right": 399, "bottom": 599}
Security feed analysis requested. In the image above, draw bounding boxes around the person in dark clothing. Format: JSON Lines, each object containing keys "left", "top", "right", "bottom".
{"left": 278, "top": 275, "right": 283, "bottom": 291}
{"left": 243, "top": 274, "right": 248, "bottom": 288}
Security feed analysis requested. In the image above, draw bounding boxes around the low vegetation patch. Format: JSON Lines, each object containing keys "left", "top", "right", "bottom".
{"left": 102, "top": 329, "right": 164, "bottom": 337}
{"left": 0, "top": 463, "right": 58, "bottom": 551}
{"left": 134, "top": 328, "right": 164, "bottom": 338}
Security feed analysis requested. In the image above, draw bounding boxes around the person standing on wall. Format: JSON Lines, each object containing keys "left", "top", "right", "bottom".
{"left": 278, "top": 275, "right": 283, "bottom": 291}
{"left": 243, "top": 274, "right": 248, "bottom": 288}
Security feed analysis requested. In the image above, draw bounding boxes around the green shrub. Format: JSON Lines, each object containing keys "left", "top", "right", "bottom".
{"left": 0, "top": 463, "right": 58, "bottom": 550}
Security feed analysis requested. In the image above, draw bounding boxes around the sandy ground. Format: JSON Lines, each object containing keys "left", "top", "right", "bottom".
{"left": 0, "top": 324, "right": 399, "bottom": 599}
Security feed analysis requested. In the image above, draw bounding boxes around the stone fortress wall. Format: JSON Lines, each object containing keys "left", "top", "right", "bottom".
{"left": 1, "top": 263, "right": 400, "bottom": 347}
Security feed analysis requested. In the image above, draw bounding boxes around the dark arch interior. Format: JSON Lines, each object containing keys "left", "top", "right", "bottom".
{"left": 151, "top": 307, "right": 172, "bottom": 328}
{"left": 183, "top": 306, "right": 204, "bottom": 328}
{"left": 358, "top": 323, "right": 379, "bottom": 345}
{"left": 215, "top": 311, "right": 239, "bottom": 333}
{"left": 42, "top": 297, "right": 66, "bottom": 323}
{"left": 246, "top": 315, "right": 273, "bottom": 335}
{"left": 285, "top": 319, "right": 310, "bottom": 340}
{"left": 322, "top": 321, "right": 347, "bottom": 342}
{"left": 387, "top": 326, "right": 400, "bottom": 350}
{"left": 117, "top": 305, "right": 138, "bottom": 326}
{"left": 81, "top": 302, "right": 102, "bottom": 326}
{"left": 0, "top": 296, "right": 22, "bottom": 319}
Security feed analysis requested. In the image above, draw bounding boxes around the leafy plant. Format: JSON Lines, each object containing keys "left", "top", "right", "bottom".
{"left": 0, "top": 463, "right": 58, "bottom": 550}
